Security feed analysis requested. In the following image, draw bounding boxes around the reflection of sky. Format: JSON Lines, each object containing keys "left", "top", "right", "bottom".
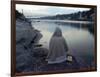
{"left": 16, "top": 4, "right": 91, "bottom": 18}
{"left": 32, "top": 21, "right": 94, "bottom": 65}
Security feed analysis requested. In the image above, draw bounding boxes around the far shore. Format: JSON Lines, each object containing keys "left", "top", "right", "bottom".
{"left": 28, "top": 19, "right": 94, "bottom": 24}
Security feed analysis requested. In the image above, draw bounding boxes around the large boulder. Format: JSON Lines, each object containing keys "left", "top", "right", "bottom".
{"left": 16, "top": 17, "right": 43, "bottom": 73}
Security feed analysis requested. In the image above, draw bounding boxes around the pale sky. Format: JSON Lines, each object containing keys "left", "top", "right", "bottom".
{"left": 16, "top": 4, "right": 91, "bottom": 18}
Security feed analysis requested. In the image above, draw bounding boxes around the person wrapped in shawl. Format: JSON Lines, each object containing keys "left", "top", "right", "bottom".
{"left": 46, "top": 27, "right": 68, "bottom": 64}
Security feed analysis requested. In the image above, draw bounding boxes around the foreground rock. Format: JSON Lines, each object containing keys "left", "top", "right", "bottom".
{"left": 37, "top": 55, "right": 80, "bottom": 72}
{"left": 16, "top": 11, "right": 45, "bottom": 72}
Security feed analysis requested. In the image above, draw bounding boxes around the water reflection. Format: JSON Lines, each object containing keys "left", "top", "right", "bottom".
{"left": 32, "top": 20, "right": 94, "bottom": 67}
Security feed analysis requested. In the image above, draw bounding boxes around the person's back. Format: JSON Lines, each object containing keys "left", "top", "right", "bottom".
{"left": 46, "top": 27, "right": 68, "bottom": 64}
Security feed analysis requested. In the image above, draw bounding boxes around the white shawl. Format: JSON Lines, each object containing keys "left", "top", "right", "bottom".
{"left": 46, "top": 27, "right": 68, "bottom": 64}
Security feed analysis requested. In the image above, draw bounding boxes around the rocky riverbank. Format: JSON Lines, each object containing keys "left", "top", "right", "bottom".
{"left": 16, "top": 10, "right": 48, "bottom": 73}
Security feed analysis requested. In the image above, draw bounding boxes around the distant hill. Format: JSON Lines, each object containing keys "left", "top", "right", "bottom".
{"left": 38, "top": 8, "right": 95, "bottom": 21}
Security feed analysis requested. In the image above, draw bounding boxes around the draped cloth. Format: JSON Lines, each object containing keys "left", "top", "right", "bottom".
{"left": 46, "top": 27, "right": 68, "bottom": 64}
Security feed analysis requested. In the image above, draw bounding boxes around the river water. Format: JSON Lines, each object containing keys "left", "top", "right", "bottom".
{"left": 32, "top": 20, "right": 95, "bottom": 67}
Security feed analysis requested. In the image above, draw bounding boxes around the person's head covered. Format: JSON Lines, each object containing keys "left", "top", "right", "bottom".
{"left": 53, "top": 27, "right": 62, "bottom": 37}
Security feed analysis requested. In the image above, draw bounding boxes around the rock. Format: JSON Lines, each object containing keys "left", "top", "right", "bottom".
{"left": 33, "top": 47, "right": 48, "bottom": 57}
{"left": 37, "top": 55, "right": 80, "bottom": 72}
{"left": 16, "top": 16, "right": 43, "bottom": 73}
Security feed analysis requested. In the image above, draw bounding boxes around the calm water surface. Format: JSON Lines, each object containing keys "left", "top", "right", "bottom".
{"left": 32, "top": 20, "right": 94, "bottom": 66}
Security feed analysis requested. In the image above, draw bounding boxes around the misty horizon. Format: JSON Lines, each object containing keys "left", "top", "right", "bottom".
{"left": 16, "top": 4, "right": 91, "bottom": 18}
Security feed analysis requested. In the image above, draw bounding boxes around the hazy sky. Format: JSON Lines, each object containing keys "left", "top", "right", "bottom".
{"left": 16, "top": 4, "right": 91, "bottom": 18}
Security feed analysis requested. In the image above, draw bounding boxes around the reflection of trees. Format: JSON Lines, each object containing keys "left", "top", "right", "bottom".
{"left": 55, "top": 22, "right": 94, "bottom": 34}
{"left": 80, "top": 23, "right": 94, "bottom": 34}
